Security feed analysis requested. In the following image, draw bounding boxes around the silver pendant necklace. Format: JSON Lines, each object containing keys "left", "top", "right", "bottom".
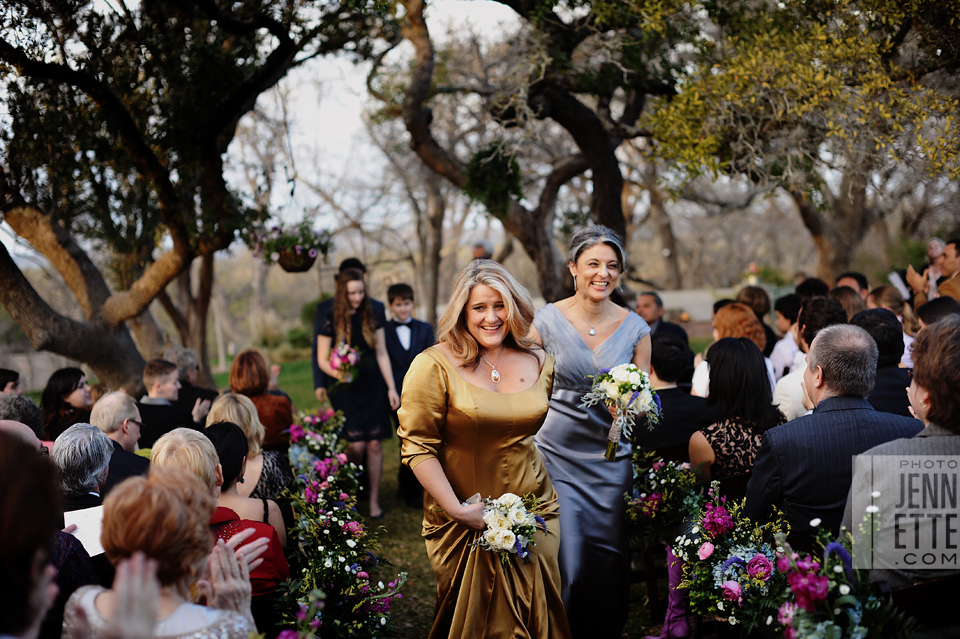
{"left": 574, "top": 298, "right": 607, "bottom": 336}
{"left": 480, "top": 346, "right": 505, "bottom": 383}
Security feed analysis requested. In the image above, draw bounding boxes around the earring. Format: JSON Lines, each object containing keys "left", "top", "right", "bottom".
{"left": 573, "top": 276, "right": 577, "bottom": 291}
{"left": 238, "top": 476, "right": 245, "bottom": 484}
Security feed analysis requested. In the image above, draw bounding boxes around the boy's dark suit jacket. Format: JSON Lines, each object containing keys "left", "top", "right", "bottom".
{"left": 384, "top": 318, "right": 436, "bottom": 399}
{"left": 744, "top": 396, "right": 923, "bottom": 537}
{"left": 633, "top": 387, "right": 706, "bottom": 462}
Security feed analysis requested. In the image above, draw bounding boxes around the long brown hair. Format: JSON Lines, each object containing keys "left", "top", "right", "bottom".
{"left": 869, "top": 284, "right": 919, "bottom": 337}
{"left": 334, "top": 269, "right": 377, "bottom": 348}
{"left": 436, "top": 259, "right": 538, "bottom": 369}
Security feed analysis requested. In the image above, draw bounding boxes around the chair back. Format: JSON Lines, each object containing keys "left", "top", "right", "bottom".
{"left": 717, "top": 472, "right": 751, "bottom": 502}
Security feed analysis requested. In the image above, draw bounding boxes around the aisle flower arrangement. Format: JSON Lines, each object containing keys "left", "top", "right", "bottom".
{"left": 775, "top": 532, "right": 922, "bottom": 638}
{"left": 469, "top": 492, "right": 549, "bottom": 565}
{"left": 283, "top": 409, "right": 407, "bottom": 638}
{"left": 581, "top": 363, "right": 662, "bottom": 461}
{"left": 624, "top": 450, "right": 702, "bottom": 550}
{"left": 671, "top": 482, "right": 790, "bottom": 632}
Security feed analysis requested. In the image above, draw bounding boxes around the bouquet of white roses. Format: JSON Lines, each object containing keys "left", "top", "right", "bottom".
{"left": 580, "top": 363, "right": 662, "bottom": 461}
{"left": 469, "top": 492, "right": 548, "bottom": 565}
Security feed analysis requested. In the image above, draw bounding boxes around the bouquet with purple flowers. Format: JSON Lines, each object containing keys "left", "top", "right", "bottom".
{"left": 580, "top": 363, "right": 662, "bottom": 461}
{"left": 470, "top": 492, "right": 549, "bottom": 565}
{"left": 671, "top": 482, "right": 791, "bottom": 632}
{"left": 625, "top": 450, "right": 703, "bottom": 549}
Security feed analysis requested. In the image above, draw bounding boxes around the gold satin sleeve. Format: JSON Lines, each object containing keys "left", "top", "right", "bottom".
{"left": 397, "top": 348, "right": 449, "bottom": 470}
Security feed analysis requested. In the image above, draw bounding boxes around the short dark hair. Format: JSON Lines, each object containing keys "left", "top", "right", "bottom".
{"left": 204, "top": 422, "right": 249, "bottom": 489}
{"left": 836, "top": 271, "right": 869, "bottom": 292}
{"left": 913, "top": 315, "right": 960, "bottom": 432}
{"left": 0, "top": 432, "right": 61, "bottom": 636}
{"left": 850, "top": 308, "right": 904, "bottom": 368}
{"left": 735, "top": 286, "right": 771, "bottom": 318}
{"left": 387, "top": 283, "right": 415, "bottom": 304}
{"left": 946, "top": 238, "right": 960, "bottom": 252}
{"left": 807, "top": 324, "right": 878, "bottom": 398}
{"left": 796, "top": 277, "right": 830, "bottom": 299}
{"left": 143, "top": 359, "right": 178, "bottom": 389}
{"left": 639, "top": 291, "right": 663, "bottom": 309}
{"left": 774, "top": 294, "right": 802, "bottom": 324}
{"left": 713, "top": 298, "right": 734, "bottom": 315}
{"left": 650, "top": 333, "right": 692, "bottom": 383}
{"left": 799, "top": 297, "right": 847, "bottom": 347}
{"left": 0, "top": 369, "right": 18, "bottom": 389}
{"left": 917, "top": 297, "right": 960, "bottom": 327}
{"left": 338, "top": 258, "right": 366, "bottom": 274}
{"left": 0, "top": 395, "right": 44, "bottom": 439}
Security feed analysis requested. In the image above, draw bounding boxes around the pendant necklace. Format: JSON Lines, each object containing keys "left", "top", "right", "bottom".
{"left": 574, "top": 298, "right": 607, "bottom": 336}
{"left": 480, "top": 346, "right": 505, "bottom": 384}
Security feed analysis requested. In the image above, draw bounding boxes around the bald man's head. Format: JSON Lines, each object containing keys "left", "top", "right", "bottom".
{"left": 0, "top": 419, "right": 43, "bottom": 453}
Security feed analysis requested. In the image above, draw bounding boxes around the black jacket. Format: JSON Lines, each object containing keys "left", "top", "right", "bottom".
{"left": 383, "top": 318, "right": 436, "bottom": 401}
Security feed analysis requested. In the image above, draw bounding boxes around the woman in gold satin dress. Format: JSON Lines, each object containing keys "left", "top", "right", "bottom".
{"left": 398, "top": 260, "right": 571, "bottom": 639}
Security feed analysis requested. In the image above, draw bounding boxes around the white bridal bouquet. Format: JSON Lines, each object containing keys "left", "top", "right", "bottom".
{"left": 467, "top": 492, "right": 549, "bottom": 565}
{"left": 580, "top": 363, "right": 662, "bottom": 461}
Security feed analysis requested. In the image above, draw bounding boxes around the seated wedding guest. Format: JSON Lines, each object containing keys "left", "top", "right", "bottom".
{"left": 835, "top": 271, "right": 870, "bottom": 302}
{"left": 691, "top": 302, "right": 775, "bottom": 397}
{"left": 916, "top": 296, "right": 960, "bottom": 330}
{"left": 229, "top": 350, "right": 293, "bottom": 454}
{"left": 206, "top": 394, "right": 291, "bottom": 502}
{"left": 90, "top": 391, "right": 150, "bottom": 496}
{"left": 636, "top": 291, "right": 689, "bottom": 345}
{"left": 795, "top": 277, "right": 830, "bottom": 299}
{"left": 52, "top": 423, "right": 113, "bottom": 512}
{"left": 164, "top": 347, "right": 219, "bottom": 416}
{"left": 137, "top": 360, "right": 210, "bottom": 449}
{"left": 150, "top": 428, "right": 289, "bottom": 598}
{"left": 745, "top": 324, "right": 923, "bottom": 537}
{"left": 633, "top": 333, "right": 705, "bottom": 460}
{"left": 773, "top": 297, "right": 847, "bottom": 421}
{"left": 850, "top": 309, "right": 911, "bottom": 417}
{"left": 735, "top": 286, "right": 777, "bottom": 357}
{"left": 830, "top": 285, "right": 865, "bottom": 321}
{"left": 868, "top": 284, "right": 918, "bottom": 367}
{"left": 0, "top": 430, "right": 63, "bottom": 639}
{"left": 689, "top": 337, "right": 786, "bottom": 483}
{"left": 0, "top": 393, "right": 44, "bottom": 441}
{"left": 770, "top": 293, "right": 803, "bottom": 379}
{"left": 41, "top": 368, "right": 93, "bottom": 441}
{"left": 1, "top": 368, "right": 22, "bottom": 395}
{"left": 63, "top": 469, "right": 257, "bottom": 639}
{"left": 842, "top": 315, "right": 960, "bottom": 592}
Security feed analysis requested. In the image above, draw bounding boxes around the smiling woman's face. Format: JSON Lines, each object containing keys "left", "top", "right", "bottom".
{"left": 571, "top": 243, "right": 620, "bottom": 302}
{"left": 465, "top": 284, "right": 507, "bottom": 352}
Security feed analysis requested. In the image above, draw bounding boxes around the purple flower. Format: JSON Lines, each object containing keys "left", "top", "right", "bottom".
{"left": 747, "top": 553, "right": 773, "bottom": 581}
{"left": 278, "top": 630, "right": 299, "bottom": 639}
{"left": 308, "top": 248, "right": 318, "bottom": 258}
{"left": 295, "top": 244, "right": 302, "bottom": 254}
{"left": 787, "top": 571, "right": 829, "bottom": 611}
{"left": 824, "top": 542, "right": 854, "bottom": 579}
{"left": 629, "top": 390, "right": 639, "bottom": 405}
{"left": 653, "top": 392, "right": 662, "bottom": 412}
{"left": 598, "top": 368, "right": 610, "bottom": 374}
{"left": 721, "top": 555, "right": 745, "bottom": 572}
{"left": 702, "top": 503, "right": 735, "bottom": 536}
{"left": 721, "top": 580, "right": 743, "bottom": 605}
{"left": 534, "top": 515, "right": 547, "bottom": 533}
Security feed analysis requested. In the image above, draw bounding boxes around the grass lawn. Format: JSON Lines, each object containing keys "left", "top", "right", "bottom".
{"left": 232, "top": 358, "right": 667, "bottom": 638}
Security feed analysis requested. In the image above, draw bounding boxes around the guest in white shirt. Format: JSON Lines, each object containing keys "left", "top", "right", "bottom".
{"left": 769, "top": 294, "right": 802, "bottom": 380}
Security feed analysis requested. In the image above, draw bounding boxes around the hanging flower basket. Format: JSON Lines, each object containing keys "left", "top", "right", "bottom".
{"left": 277, "top": 248, "right": 317, "bottom": 273}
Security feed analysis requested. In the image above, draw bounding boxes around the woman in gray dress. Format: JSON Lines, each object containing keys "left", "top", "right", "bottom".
{"left": 529, "top": 226, "right": 651, "bottom": 639}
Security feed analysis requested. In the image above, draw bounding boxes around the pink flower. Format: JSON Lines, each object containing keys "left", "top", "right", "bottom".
{"left": 747, "top": 553, "right": 773, "bottom": 581}
{"left": 321, "top": 408, "right": 336, "bottom": 421}
{"left": 289, "top": 422, "right": 306, "bottom": 443}
{"left": 702, "top": 503, "right": 735, "bottom": 536}
{"left": 277, "top": 630, "right": 299, "bottom": 639}
{"left": 776, "top": 551, "right": 799, "bottom": 573}
{"left": 698, "top": 542, "right": 715, "bottom": 560}
{"left": 721, "top": 580, "right": 743, "bottom": 606}
{"left": 337, "top": 453, "right": 348, "bottom": 463}
{"left": 339, "top": 492, "right": 349, "bottom": 500}
{"left": 787, "top": 572, "right": 829, "bottom": 611}
{"left": 342, "top": 521, "right": 364, "bottom": 537}
{"left": 652, "top": 460, "right": 665, "bottom": 471}
{"left": 357, "top": 571, "right": 369, "bottom": 579}
{"left": 778, "top": 600, "right": 798, "bottom": 626}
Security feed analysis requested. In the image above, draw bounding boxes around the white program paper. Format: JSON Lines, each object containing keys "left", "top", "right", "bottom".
{"left": 63, "top": 505, "right": 105, "bottom": 556}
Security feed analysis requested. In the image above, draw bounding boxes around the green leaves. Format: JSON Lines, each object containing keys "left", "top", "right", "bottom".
{"left": 464, "top": 146, "right": 524, "bottom": 219}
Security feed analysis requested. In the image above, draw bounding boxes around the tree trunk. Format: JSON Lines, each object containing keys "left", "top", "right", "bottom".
{"left": 424, "top": 170, "right": 445, "bottom": 324}
{"left": 648, "top": 185, "right": 683, "bottom": 290}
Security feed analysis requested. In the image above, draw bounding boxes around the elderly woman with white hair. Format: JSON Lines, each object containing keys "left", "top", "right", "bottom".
{"left": 51, "top": 422, "right": 113, "bottom": 512}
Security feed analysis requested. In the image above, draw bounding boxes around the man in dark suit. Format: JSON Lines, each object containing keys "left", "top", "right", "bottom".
{"left": 633, "top": 333, "right": 705, "bottom": 461}
{"left": 90, "top": 391, "right": 150, "bottom": 495}
{"left": 312, "top": 257, "right": 387, "bottom": 403}
{"left": 744, "top": 324, "right": 923, "bottom": 537}
{"left": 636, "top": 291, "right": 689, "bottom": 344}
{"left": 383, "top": 283, "right": 436, "bottom": 507}
{"left": 850, "top": 308, "right": 911, "bottom": 417}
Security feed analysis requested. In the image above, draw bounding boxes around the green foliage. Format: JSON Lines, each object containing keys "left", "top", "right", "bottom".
{"left": 464, "top": 146, "right": 524, "bottom": 219}
{"left": 287, "top": 326, "right": 313, "bottom": 350}
{"left": 302, "top": 297, "right": 331, "bottom": 331}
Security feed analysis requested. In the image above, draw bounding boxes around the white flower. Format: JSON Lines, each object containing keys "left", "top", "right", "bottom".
{"left": 324, "top": 558, "right": 333, "bottom": 568}
{"left": 523, "top": 513, "right": 536, "bottom": 527}
{"left": 507, "top": 507, "right": 527, "bottom": 526}
{"left": 483, "top": 511, "right": 511, "bottom": 531}
{"left": 839, "top": 584, "right": 851, "bottom": 595}
{"left": 865, "top": 505, "right": 880, "bottom": 513}
{"left": 766, "top": 616, "right": 773, "bottom": 625}
{"left": 834, "top": 565, "right": 843, "bottom": 573}
{"left": 627, "top": 371, "right": 642, "bottom": 386}
{"left": 809, "top": 518, "right": 822, "bottom": 528}
{"left": 635, "top": 389, "right": 654, "bottom": 412}
{"left": 379, "top": 581, "right": 384, "bottom": 589}
{"left": 483, "top": 528, "right": 500, "bottom": 548}
{"left": 871, "top": 491, "right": 881, "bottom": 498}
{"left": 498, "top": 493, "right": 522, "bottom": 508}
{"left": 600, "top": 381, "right": 620, "bottom": 401}
{"left": 494, "top": 528, "right": 517, "bottom": 551}
{"left": 611, "top": 366, "right": 630, "bottom": 383}
{"left": 346, "top": 539, "right": 357, "bottom": 548}
{"left": 380, "top": 618, "right": 386, "bottom": 626}
{"left": 717, "top": 601, "right": 724, "bottom": 611}
{"left": 692, "top": 526, "right": 699, "bottom": 533}
{"left": 338, "top": 556, "right": 345, "bottom": 562}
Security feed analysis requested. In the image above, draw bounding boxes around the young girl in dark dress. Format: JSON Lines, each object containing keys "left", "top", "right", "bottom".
{"left": 315, "top": 269, "right": 399, "bottom": 518}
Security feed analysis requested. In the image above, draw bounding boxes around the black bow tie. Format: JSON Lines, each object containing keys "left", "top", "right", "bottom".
{"left": 394, "top": 319, "right": 412, "bottom": 326}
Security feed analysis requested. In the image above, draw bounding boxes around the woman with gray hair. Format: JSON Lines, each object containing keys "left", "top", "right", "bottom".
{"left": 528, "top": 225, "right": 651, "bottom": 639}
{"left": 51, "top": 422, "right": 113, "bottom": 512}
